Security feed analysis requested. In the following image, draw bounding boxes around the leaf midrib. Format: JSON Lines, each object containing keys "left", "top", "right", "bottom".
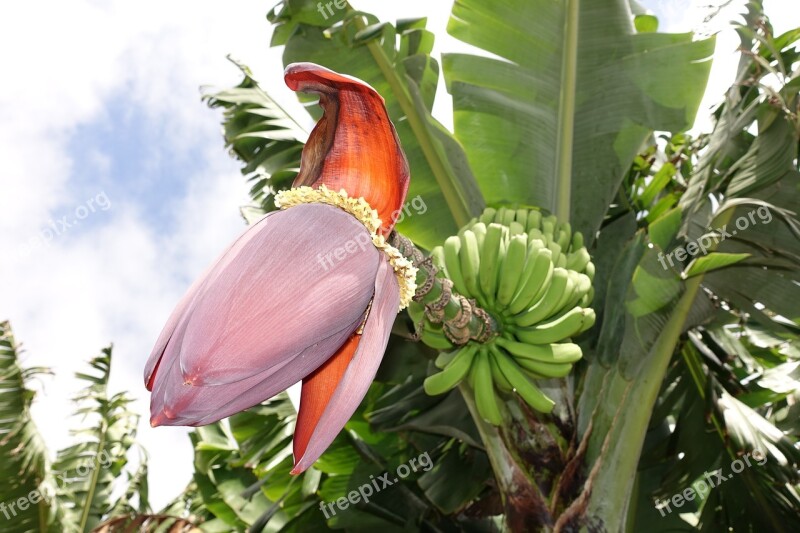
{"left": 554, "top": 0, "right": 579, "bottom": 222}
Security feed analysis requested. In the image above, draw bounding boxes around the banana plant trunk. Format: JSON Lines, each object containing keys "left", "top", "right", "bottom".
{"left": 463, "top": 387, "right": 577, "bottom": 531}
{"left": 463, "top": 382, "right": 595, "bottom": 531}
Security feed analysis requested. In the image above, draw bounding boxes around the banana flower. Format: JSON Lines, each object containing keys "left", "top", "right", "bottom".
{"left": 144, "top": 63, "right": 416, "bottom": 473}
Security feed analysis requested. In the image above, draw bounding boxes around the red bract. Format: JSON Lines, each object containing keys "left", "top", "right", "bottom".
{"left": 284, "top": 62, "right": 410, "bottom": 235}
{"left": 145, "top": 63, "right": 410, "bottom": 473}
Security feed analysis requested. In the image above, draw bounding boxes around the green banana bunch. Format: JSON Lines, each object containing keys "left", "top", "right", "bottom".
{"left": 434, "top": 209, "right": 594, "bottom": 308}
{"left": 419, "top": 206, "right": 596, "bottom": 421}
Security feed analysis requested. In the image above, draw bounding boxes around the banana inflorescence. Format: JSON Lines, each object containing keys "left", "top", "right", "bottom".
{"left": 419, "top": 207, "right": 596, "bottom": 423}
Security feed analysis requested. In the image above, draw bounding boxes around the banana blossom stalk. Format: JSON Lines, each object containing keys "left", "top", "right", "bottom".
{"left": 144, "top": 63, "right": 414, "bottom": 473}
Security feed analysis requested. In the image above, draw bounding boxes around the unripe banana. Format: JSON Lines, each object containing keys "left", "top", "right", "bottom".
{"left": 515, "top": 357, "right": 573, "bottom": 378}
{"left": 543, "top": 214, "right": 558, "bottom": 227}
{"left": 566, "top": 246, "right": 591, "bottom": 273}
{"left": 408, "top": 300, "right": 424, "bottom": 322}
{"left": 511, "top": 307, "right": 591, "bottom": 344}
{"left": 495, "top": 336, "right": 583, "bottom": 363}
{"left": 497, "top": 235, "right": 528, "bottom": 309}
{"left": 444, "top": 236, "right": 469, "bottom": 295}
{"left": 571, "top": 231, "right": 584, "bottom": 252}
{"left": 431, "top": 246, "right": 446, "bottom": 271}
{"left": 529, "top": 237, "right": 547, "bottom": 252}
{"left": 479, "top": 208, "right": 497, "bottom": 225}
{"left": 528, "top": 250, "right": 557, "bottom": 305}
{"left": 459, "top": 230, "right": 482, "bottom": 300}
{"left": 507, "top": 247, "right": 554, "bottom": 315}
{"left": 541, "top": 218, "right": 556, "bottom": 239}
{"left": 424, "top": 344, "right": 477, "bottom": 395}
{"left": 555, "top": 228, "right": 570, "bottom": 251}
{"left": 472, "top": 350, "right": 503, "bottom": 424}
{"left": 526, "top": 210, "right": 542, "bottom": 232}
{"left": 471, "top": 222, "right": 487, "bottom": 250}
{"left": 479, "top": 223, "right": 505, "bottom": 305}
{"left": 500, "top": 208, "right": 516, "bottom": 227}
{"left": 585, "top": 261, "right": 595, "bottom": 280}
{"left": 489, "top": 345, "right": 514, "bottom": 393}
{"left": 513, "top": 267, "right": 570, "bottom": 327}
{"left": 565, "top": 273, "right": 592, "bottom": 310}
{"left": 508, "top": 221, "right": 525, "bottom": 236}
{"left": 559, "top": 221, "right": 572, "bottom": 240}
{"left": 515, "top": 208, "right": 529, "bottom": 229}
{"left": 424, "top": 207, "right": 596, "bottom": 411}
{"left": 494, "top": 207, "right": 508, "bottom": 225}
{"left": 424, "top": 331, "right": 455, "bottom": 350}
{"left": 547, "top": 241, "right": 562, "bottom": 261}
{"left": 528, "top": 228, "right": 545, "bottom": 243}
{"left": 551, "top": 272, "right": 578, "bottom": 315}
{"left": 580, "top": 287, "right": 595, "bottom": 308}
{"left": 577, "top": 307, "right": 596, "bottom": 334}
{"left": 517, "top": 366, "right": 547, "bottom": 380}
{"left": 493, "top": 351, "right": 555, "bottom": 413}
{"left": 435, "top": 348, "right": 459, "bottom": 369}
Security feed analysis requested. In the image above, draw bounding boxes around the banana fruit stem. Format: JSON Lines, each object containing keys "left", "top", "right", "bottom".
{"left": 389, "top": 232, "right": 499, "bottom": 344}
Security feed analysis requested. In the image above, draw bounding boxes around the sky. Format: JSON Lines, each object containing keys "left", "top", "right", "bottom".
{"left": 0, "top": 0, "right": 796, "bottom": 514}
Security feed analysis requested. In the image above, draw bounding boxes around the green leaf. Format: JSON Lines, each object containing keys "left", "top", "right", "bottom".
{"left": 417, "top": 442, "right": 489, "bottom": 514}
{"left": 634, "top": 14, "right": 658, "bottom": 33}
{"left": 626, "top": 255, "right": 682, "bottom": 317}
{"left": 594, "top": 231, "right": 647, "bottom": 365}
{"left": 444, "top": 0, "right": 714, "bottom": 237}
{"left": 587, "top": 10, "right": 800, "bottom": 528}
{"left": 203, "top": 58, "right": 307, "bottom": 218}
{"left": 649, "top": 206, "right": 682, "bottom": 251}
{"left": 640, "top": 162, "right": 675, "bottom": 206}
{"left": 685, "top": 252, "right": 751, "bottom": 278}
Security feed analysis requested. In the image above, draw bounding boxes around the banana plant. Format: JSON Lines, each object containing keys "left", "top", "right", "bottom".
{"left": 0, "top": 321, "right": 53, "bottom": 533}
{"left": 190, "top": 0, "right": 800, "bottom": 530}
{"left": 0, "top": 321, "right": 189, "bottom": 533}
{"left": 50, "top": 348, "right": 145, "bottom": 532}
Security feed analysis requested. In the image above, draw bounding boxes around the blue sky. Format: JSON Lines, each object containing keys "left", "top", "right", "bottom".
{"left": 0, "top": 0, "right": 796, "bottom": 513}
{"left": 67, "top": 98, "right": 195, "bottom": 230}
